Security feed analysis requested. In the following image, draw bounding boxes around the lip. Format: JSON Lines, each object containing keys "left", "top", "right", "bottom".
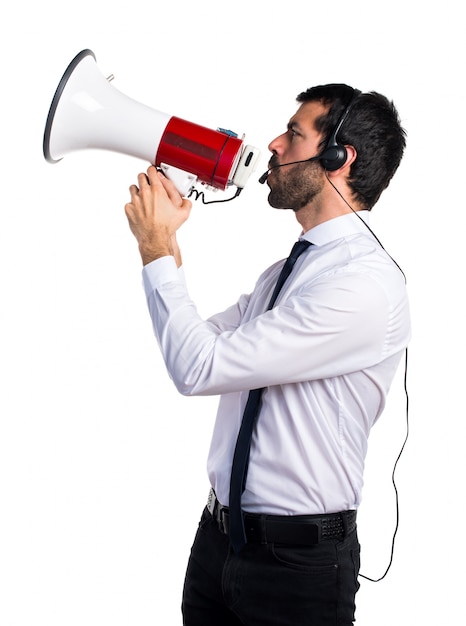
{"left": 268, "top": 161, "right": 278, "bottom": 176}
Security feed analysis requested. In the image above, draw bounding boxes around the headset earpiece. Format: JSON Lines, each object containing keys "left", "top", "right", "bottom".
{"left": 320, "top": 144, "right": 348, "bottom": 171}
{"left": 320, "top": 89, "right": 361, "bottom": 171}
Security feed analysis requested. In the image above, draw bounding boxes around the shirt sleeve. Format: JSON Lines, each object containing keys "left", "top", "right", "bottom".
{"left": 142, "top": 258, "right": 405, "bottom": 397}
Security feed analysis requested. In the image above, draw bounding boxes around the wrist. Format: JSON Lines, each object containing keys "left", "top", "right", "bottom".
{"left": 139, "top": 242, "right": 173, "bottom": 266}
{"left": 136, "top": 225, "right": 174, "bottom": 266}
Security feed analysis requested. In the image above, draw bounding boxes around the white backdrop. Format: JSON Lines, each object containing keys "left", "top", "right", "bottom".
{"left": 1, "top": 1, "right": 463, "bottom": 624}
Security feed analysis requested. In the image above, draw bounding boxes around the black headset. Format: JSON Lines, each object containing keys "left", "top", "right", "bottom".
{"left": 319, "top": 88, "right": 362, "bottom": 171}
{"left": 258, "top": 88, "right": 364, "bottom": 185}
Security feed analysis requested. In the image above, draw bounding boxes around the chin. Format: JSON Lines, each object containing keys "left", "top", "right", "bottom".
{"left": 267, "top": 191, "right": 281, "bottom": 209}
{"left": 268, "top": 194, "right": 294, "bottom": 211}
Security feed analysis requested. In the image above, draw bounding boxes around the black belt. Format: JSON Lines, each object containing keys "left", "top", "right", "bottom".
{"left": 207, "top": 489, "right": 357, "bottom": 546}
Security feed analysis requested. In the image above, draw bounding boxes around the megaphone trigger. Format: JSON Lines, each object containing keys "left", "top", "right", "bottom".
{"left": 158, "top": 164, "right": 198, "bottom": 197}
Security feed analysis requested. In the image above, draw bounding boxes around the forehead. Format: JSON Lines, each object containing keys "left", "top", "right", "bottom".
{"left": 289, "top": 100, "right": 328, "bottom": 132}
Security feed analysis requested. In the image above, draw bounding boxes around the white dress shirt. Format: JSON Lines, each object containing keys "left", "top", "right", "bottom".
{"left": 142, "top": 211, "right": 411, "bottom": 516}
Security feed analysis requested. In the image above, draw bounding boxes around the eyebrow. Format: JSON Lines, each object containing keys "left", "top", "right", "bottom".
{"left": 287, "top": 120, "right": 302, "bottom": 132}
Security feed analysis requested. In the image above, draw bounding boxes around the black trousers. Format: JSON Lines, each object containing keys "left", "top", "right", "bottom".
{"left": 182, "top": 507, "right": 361, "bottom": 626}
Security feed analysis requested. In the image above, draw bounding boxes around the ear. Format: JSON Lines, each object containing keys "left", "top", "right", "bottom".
{"left": 327, "top": 145, "right": 357, "bottom": 177}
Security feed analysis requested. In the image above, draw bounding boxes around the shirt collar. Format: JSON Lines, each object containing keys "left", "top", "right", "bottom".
{"left": 301, "top": 211, "right": 371, "bottom": 246}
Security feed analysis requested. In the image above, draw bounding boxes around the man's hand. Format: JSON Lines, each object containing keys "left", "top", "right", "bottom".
{"left": 125, "top": 165, "right": 192, "bottom": 266}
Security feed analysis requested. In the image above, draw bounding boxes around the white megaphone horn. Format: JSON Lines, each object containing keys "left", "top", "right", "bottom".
{"left": 43, "top": 49, "right": 261, "bottom": 197}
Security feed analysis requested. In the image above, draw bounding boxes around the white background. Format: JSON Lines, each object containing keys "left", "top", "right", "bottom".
{"left": 0, "top": 1, "right": 463, "bottom": 624}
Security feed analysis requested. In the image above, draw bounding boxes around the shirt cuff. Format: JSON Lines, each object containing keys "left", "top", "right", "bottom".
{"left": 142, "top": 256, "right": 185, "bottom": 297}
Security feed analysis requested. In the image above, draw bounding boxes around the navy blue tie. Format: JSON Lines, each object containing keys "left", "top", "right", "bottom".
{"left": 228, "top": 239, "right": 312, "bottom": 553}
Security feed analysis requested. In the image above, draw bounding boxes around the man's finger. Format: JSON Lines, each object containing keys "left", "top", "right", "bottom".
{"left": 138, "top": 171, "right": 151, "bottom": 189}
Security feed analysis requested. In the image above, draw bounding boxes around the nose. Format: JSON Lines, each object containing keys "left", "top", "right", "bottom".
{"left": 268, "top": 132, "right": 285, "bottom": 155}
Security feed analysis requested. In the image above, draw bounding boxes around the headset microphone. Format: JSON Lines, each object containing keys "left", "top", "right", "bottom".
{"left": 258, "top": 156, "right": 320, "bottom": 184}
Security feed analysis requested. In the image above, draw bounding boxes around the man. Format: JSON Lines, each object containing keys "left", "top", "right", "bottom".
{"left": 124, "top": 83, "right": 410, "bottom": 625}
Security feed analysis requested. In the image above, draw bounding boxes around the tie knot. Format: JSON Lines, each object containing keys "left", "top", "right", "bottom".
{"left": 289, "top": 239, "right": 312, "bottom": 262}
{"left": 266, "top": 240, "right": 312, "bottom": 311}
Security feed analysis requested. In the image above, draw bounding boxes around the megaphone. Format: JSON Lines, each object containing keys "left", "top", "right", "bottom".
{"left": 43, "top": 49, "right": 261, "bottom": 197}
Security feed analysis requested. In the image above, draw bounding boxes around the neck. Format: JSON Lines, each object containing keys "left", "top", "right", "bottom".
{"left": 295, "top": 178, "right": 362, "bottom": 232}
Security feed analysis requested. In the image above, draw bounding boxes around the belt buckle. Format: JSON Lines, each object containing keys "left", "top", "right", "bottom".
{"left": 264, "top": 518, "right": 321, "bottom": 545}
{"left": 218, "top": 508, "right": 229, "bottom": 535}
{"left": 207, "top": 488, "right": 216, "bottom": 516}
{"left": 207, "top": 489, "right": 229, "bottom": 534}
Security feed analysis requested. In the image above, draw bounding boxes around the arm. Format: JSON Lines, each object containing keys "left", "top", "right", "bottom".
{"left": 143, "top": 266, "right": 407, "bottom": 397}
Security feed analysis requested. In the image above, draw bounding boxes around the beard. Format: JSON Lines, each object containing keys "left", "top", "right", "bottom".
{"left": 267, "top": 159, "right": 325, "bottom": 212}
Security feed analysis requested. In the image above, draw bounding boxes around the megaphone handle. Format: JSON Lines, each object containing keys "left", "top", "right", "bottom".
{"left": 159, "top": 164, "right": 198, "bottom": 197}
